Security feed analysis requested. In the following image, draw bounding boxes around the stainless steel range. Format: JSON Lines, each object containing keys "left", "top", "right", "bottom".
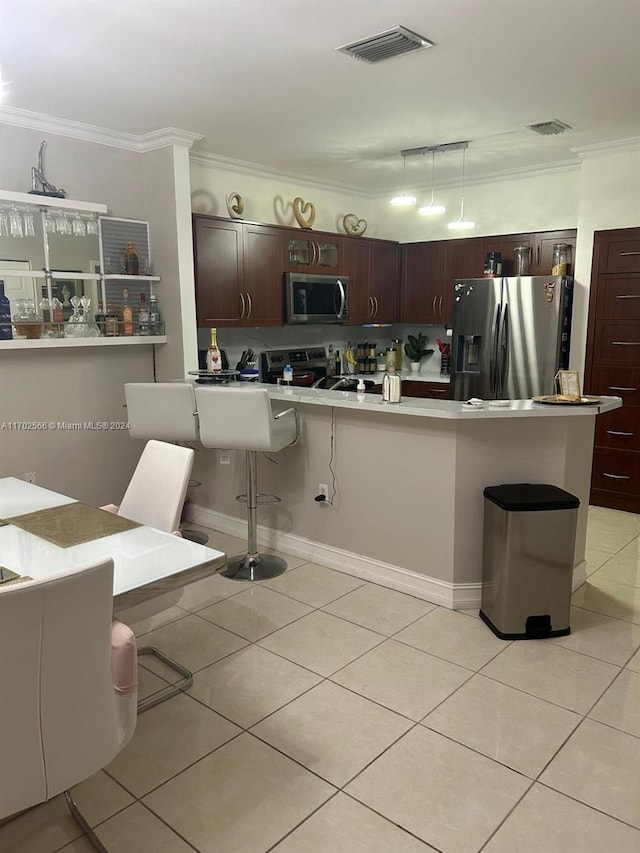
{"left": 260, "top": 347, "right": 328, "bottom": 386}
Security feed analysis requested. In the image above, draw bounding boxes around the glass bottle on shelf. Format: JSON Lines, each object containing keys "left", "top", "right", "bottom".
{"left": 0, "top": 280, "right": 13, "bottom": 340}
{"left": 149, "top": 293, "right": 161, "bottom": 335}
{"left": 137, "top": 292, "right": 150, "bottom": 335}
{"left": 206, "top": 327, "right": 222, "bottom": 373}
{"left": 105, "top": 303, "right": 118, "bottom": 337}
{"left": 121, "top": 288, "right": 134, "bottom": 336}
{"left": 123, "top": 241, "right": 139, "bottom": 276}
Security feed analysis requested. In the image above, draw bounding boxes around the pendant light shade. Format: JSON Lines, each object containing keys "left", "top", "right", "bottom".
{"left": 390, "top": 155, "right": 416, "bottom": 206}
{"left": 448, "top": 144, "right": 475, "bottom": 230}
{"left": 418, "top": 150, "right": 445, "bottom": 216}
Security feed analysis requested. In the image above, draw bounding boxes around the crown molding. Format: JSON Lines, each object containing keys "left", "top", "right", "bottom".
{"left": 189, "top": 149, "right": 373, "bottom": 198}
{"left": 371, "top": 158, "right": 582, "bottom": 199}
{"left": 0, "top": 106, "right": 202, "bottom": 152}
{"left": 571, "top": 137, "right": 640, "bottom": 160}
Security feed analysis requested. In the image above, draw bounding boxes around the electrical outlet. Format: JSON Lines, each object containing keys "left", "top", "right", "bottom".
{"left": 24, "top": 472, "right": 36, "bottom": 484}
{"left": 318, "top": 483, "right": 329, "bottom": 499}
{"left": 218, "top": 451, "right": 231, "bottom": 465}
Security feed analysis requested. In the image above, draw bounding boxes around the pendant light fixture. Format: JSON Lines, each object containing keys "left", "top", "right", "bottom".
{"left": 448, "top": 143, "right": 475, "bottom": 230}
{"left": 390, "top": 154, "right": 416, "bottom": 207}
{"left": 418, "top": 149, "right": 445, "bottom": 216}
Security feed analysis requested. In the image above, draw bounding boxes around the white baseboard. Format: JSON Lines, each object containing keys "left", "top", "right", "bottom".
{"left": 186, "top": 503, "right": 482, "bottom": 609}
{"left": 187, "top": 503, "right": 587, "bottom": 611}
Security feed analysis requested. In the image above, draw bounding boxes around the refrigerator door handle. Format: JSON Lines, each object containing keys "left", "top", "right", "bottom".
{"left": 490, "top": 303, "right": 501, "bottom": 396}
{"left": 498, "top": 302, "right": 509, "bottom": 396}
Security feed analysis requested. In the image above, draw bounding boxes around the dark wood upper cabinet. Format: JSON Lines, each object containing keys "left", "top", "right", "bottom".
{"left": 194, "top": 217, "right": 244, "bottom": 325}
{"left": 441, "top": 237, "right": 485, "bottom": 321}
{"left": 533, "top": 230, "right": 576, "bottom": 276}
{"left": 283, "top": 228, "right": 343, "bottom": 273}
{"left": 242, "top": 223, "right": 284, "bottom": 325}
{"left": 194, "top": 215, "right": 283, "bottom": 327}
{"left": 343, "top": 237, "right": 399, "bottom": 325}
{"left": 400, "top": 241, "right": 445, "bottom": 324}
{"left": 370, "top": 240, "right": 400, "bottom": 323}
{"left": 481, "top": 229, "right": 576, "bottom": 276}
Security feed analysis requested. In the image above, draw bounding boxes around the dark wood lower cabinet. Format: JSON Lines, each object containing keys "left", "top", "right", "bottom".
{"left": 402, "top": 381, "right": 451, "bottom": 399}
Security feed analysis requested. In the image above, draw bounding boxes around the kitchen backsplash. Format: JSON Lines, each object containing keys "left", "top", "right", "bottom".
{"left": 196, "top": 324, "right": 451, "bottom": 379}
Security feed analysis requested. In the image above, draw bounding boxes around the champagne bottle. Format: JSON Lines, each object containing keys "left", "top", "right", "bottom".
{"left": 138, "top": 292, "right": 150, "bottom": 335}
{"left": 122, "top": 288, "right": 133, "bottom": 336}
{"left": 206, "top": 327, "right": 222, "bottom": 373}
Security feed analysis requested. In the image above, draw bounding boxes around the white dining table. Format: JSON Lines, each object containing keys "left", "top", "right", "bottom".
{"left": 0, "top": 477, "right": 226, "bottom": 606}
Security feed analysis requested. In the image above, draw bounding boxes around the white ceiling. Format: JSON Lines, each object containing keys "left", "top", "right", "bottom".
{"left": 2, "top": 0, "right": 640, "bottom": 193}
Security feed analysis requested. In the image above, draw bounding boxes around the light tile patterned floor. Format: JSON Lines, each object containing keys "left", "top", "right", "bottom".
{"left": 3, "top": 508, "right": 640, "bottom": 852}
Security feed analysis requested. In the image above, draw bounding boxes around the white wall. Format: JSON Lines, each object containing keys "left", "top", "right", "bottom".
{"left": 372, "top": 167, "right": 581, "bottom": 243}
{"left": 190, "top": 160, "right": 375, "bottom": 236}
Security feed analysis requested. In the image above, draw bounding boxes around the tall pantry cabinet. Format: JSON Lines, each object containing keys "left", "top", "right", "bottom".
{"left": 585, "top": 227, "right": 640, "bottom": 513}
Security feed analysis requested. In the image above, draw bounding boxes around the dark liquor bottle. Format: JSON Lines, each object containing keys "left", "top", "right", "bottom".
{"left": 0, "top": 280, "right": 12, "bottom": 340}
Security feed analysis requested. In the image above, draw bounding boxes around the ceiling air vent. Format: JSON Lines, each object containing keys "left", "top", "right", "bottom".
{"left": 528, "top": 120, "right": 572, "bottom": 136}
{"left": 337, "top": 26, "right": 434, "bottom": 64}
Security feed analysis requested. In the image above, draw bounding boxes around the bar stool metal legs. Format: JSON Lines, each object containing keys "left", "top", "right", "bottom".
{"left": 222, "top": 450, "right": 287, "bottom": 581}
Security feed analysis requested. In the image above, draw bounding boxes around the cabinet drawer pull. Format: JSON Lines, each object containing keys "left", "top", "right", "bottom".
{"left": 602, "top": 472, "right": 631, "bottom": 480}
{"left": 432, "top": 296, "right": 437, "bottom": 318}
{"left": 606, "top": 430, "right": 634, "bottom": 437}
{"left": 619, "top": 251, "right": 640, "bottom": 256}
{"left": 609, "top": 386, "right": 637, "bottom": 392}
{"left": 430, "top": 388, "right": 448, "bottom": 394}
{"left": 239, "top": 292, "right": 246, "bottom": 319}
{"left": 616, "top": 294, "right": 640, "bottom": 299}
{"left": 373, "top": 296, "right": 379, "bottom": 317}
{"left": 612, "top": 341, "right": 640, "bottom": 346}
{"left": 245, "top": 292, "right": 252, "bottom": 319}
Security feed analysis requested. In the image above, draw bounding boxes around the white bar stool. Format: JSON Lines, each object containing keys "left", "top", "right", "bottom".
{"left": 194, "top": 386, "right": 299, "bottom": 581}
{"left": 123, "top": 382, "right": 207, "bottom": 544}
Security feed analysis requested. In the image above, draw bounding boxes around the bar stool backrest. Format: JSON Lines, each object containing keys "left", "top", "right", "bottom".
{"left": 124, "top": 383, "right": 199, "bottom": 442}
{"left": 195, "top": 387, "right": 296, "bottom": 452}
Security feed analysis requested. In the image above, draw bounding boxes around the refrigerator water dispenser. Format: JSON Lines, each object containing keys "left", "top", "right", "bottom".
{"left": 458, "top": 335, "right": 482, "bottom": 372}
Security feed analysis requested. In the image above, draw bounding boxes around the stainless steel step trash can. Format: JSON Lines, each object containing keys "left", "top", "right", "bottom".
{"left": 480, "top": 483, "right": 579, "bottom": 640}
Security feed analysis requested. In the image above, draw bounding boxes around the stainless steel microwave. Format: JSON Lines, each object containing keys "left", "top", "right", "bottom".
{"left": 285, "top": 272, "right": 349, "bottom": 324}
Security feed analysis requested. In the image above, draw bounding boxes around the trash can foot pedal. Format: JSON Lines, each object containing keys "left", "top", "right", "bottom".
{"left": 480, "top": 609, "right": 570, "bottom": 640}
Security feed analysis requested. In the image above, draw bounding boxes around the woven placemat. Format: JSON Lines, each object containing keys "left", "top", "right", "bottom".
{"left": 0, "top": 574, "right": 33, "bottom": 587}
{"left": 6, "top": 502, "right": 140, "bottom": 548}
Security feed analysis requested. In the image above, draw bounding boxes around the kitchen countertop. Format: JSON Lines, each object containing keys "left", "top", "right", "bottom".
{"left": 190, "top": 379, "right": 622, "bottom": 421}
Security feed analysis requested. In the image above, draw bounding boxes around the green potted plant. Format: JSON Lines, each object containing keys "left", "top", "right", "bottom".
{"left": 404, "top": 332, "right": 434, "bottom": 372}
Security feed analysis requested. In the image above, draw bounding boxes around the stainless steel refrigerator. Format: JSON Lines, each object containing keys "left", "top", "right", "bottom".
{"left": 451, "top": 276, "right": 573, "bottom": 401}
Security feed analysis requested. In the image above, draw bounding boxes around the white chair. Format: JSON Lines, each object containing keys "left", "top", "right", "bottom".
{"left": 0, "top": 559, "right": 137, "bottom": 853}
{"left": 195, "top": 386, "right": 299, "bottom": 581}
{"left": 124, "top": 382, "right": 207, "bottom": 543}
{"left": 104, "top": 439, "right": 196, "bottom": 711}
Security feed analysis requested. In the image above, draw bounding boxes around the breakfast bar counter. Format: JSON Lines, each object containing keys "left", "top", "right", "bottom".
{"left": 187, "top": 381, "right": 622, "bottom": 609}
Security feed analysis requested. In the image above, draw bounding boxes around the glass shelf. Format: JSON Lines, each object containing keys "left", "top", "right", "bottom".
{"left": 103, "top": 274, "right": 161, "bottom": 282}
{"left": 0, "top": 336, "right": 167, "bottom": 350}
